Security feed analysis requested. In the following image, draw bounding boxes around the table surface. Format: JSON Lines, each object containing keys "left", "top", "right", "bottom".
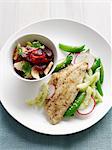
{"left": 0, "top": 1, "right": 111, "bottom": 150}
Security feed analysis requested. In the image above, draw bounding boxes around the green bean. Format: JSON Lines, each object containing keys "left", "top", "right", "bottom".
{"left": 91, "top": 58, "right": 101, "bottom": 73}
{"left": 100, "top": 63, "right": 104, "bottom": 84}
{"left": 59, "top": 43, "right": 85, "bottom": 53}
{"left": 96, "top": 80, "right": 103, "bottom": 96}
{"left": 64, "top": 92, "right": 86, "bottom": 117}
{"left": 54, "top": 55, "right": 73, "bottom": 72}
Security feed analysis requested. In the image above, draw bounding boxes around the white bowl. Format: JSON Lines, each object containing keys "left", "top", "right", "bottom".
{"left": 10, "top": 34, "right": 58, "bottom": 82}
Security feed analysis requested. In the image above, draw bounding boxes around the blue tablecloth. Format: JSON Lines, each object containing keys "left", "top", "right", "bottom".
{"left": 0, "top": 104, "right": 111, "bottom": 150}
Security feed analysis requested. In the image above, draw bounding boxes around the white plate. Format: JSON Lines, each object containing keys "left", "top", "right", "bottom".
{"left": 0, "top": 19, "right": 111, "bottom": 135}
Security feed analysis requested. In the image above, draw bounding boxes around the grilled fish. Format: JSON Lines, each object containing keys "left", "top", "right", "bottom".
{"left": 45, "top": 61, "right": 88, "bottom": 124}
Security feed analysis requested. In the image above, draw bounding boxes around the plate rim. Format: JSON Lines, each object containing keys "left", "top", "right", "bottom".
{"left": 0, "top": 18, "right": 112, "bottom": 135}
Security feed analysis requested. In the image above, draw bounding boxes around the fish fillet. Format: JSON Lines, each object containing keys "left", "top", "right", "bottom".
{"left": 45, "top": 61, "right": 88, "bottom": 124}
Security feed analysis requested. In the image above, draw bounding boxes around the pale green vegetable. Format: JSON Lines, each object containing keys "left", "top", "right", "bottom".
{"left": 91, "top": 82, "right": 96, "bottom": 88}
{"left": 27, "top": 83, "right": 48, "bottom": 106}
{"left": 88, "top": 68, "right": 93, "bottom": 76}
{"left": 89, "top": 71, "right": 100, "bottom": 85}
{"left": 84, "top": 69, "right": 93, "bottom": 83}
{"left": 79, "top": 86, "right": 93, "bottom": 109}
{"left": 95, "top": 67, "right": 101, "bottom": 73}
{"left": 92, "top": 88, "right": 96, "bottom": 97}
{"left": 95, "top": 98, "right": 102, "bottom": 104}
{"left": 92, "top": 88, "right": 102, "bottom": 104}
{"left": 84, "top": 73, "right": 90, "bottom": 82}
{"left": 77, "top": 72, "right": 100, "bottom": 92}
{"left": 95, "top": 90, "right": 102, "bottom": 104}
{"left": 26, "top": 41, "right": 32, "bottom": 47}
{"left": 77, "top": 82, "right": 90, "bottom": 92}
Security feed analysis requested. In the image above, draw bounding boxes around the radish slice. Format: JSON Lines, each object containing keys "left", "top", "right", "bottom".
{"left": 75, "top": 52, "right": 95, "bottom": 69}
{"left": 47, "top": 84, "right": 55, "bottom": 99}
{"left": 77, "top": 96, "right": 96, "bottom": 115}
{"left": 73, "top": 52, "right": 80, "bottom": 64}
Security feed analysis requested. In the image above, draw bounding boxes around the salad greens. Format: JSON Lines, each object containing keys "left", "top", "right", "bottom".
{"left": 27, "top": 41, "right": 45, "bottom": 49}
{"left": 22, "top": 62, "right": 32, "bottom": 78}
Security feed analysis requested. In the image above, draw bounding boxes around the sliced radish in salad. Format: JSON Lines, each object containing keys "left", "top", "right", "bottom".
{"left": 74, "top": 52, "right": 95, "bottom": 69}
{"left": 73, "top": 52, "right": 80, "bottom": 64}
{"left": 47, "top": 84, "right": 55, "bottom": 99}
{"left": 77, "top": 96, "right": 96, "bottom": 115}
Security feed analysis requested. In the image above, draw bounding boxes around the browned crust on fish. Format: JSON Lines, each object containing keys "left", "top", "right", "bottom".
{"left": 45, "top": 62, "right": 88, "bottom": 124}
